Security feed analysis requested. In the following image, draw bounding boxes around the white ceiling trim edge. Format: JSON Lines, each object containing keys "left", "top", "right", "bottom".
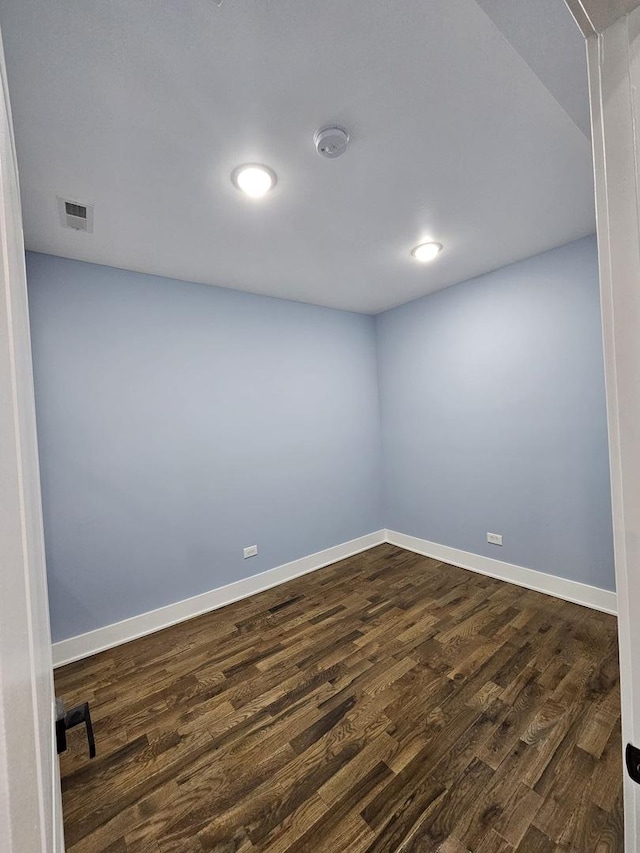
{"left": 564, "top": 0, "right": 640, "bottom": 35}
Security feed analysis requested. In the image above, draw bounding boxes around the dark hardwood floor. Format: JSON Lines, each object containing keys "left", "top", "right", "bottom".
{"left": 55, "top": 544, "right": 623, "bottom": 852}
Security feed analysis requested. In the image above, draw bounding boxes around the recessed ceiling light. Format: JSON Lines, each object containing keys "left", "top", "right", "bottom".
{"left": 231, "top": 164, "right": 277, "bottom": 198}
{"left": 411, "top": 242, "right": 443, "bottom": 263}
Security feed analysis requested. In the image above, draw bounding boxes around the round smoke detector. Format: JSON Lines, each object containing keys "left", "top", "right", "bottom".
{"left": 314, "top": 126, "right": 350, "bottom": 159}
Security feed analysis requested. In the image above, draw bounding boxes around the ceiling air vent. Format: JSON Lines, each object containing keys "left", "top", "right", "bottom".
{"left": 58, "top": 197, "right": 94, "bottom": 233}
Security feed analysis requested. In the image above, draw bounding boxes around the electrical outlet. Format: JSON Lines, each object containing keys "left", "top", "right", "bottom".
{"left": 487, "top": 532, "right": 503, "bottom": 546}
{"left": 243, "top": 545, "right": 258, "bottom": 559}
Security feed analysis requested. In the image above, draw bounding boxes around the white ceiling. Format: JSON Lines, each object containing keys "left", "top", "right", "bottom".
{"left": 475, "top": 0, "right": 591, "bottom": 137}
{"left": 0, "top": 0, "right": 594, "bottom": 314}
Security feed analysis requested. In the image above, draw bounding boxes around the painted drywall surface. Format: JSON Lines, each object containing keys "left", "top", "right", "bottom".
{"left": 376, "top": 236, "right": 615, "bottom": 591}
{"left": 28, "top": 235, "right": 614, "bottom": 642}
{"left": 27, "top": 253, "right": 383, "bottom": 642}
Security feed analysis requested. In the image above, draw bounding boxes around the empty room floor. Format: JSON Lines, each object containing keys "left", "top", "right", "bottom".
{"left": 55, "top": 544, "right": 622, "bottom": 852}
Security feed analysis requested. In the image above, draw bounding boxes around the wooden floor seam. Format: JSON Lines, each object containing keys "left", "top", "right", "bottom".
{"left": 55, "top": 543, "right": 623, "bottom": 852}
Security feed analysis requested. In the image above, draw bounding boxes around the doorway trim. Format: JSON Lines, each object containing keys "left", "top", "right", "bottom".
{"left": 0, "top": 24, "right": 62, "bottom": 853}
{"left": 568, "top": 2, "right": 640, "bottom": 847}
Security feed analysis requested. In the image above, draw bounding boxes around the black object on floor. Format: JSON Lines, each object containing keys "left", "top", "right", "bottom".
{"left": 56, "top": 698, "right": 96, "bottom": 759}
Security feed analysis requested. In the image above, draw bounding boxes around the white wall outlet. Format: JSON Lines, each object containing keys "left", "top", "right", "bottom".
{"left": 487, "top": 532, "right": 503, "bottom": 546}
{"left": 243, "top": 545, "right": 258, "bottom": 559}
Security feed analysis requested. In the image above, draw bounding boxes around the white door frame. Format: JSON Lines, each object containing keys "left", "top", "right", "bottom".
{"left": 567, "top": 1, "right": 640, "bottom": 849}
{"left": 0, "top": 21, "right": 63, "bottom": 853}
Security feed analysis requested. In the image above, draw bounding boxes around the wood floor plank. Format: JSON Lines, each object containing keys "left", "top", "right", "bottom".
{"left": 54, "top": 544, "right": 623, "bottom": 852}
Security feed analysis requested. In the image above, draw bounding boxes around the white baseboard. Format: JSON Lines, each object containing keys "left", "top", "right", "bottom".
{"left": 53, "top": 527, "right": 617, "bottom": 667}
{"left": 52, "top": 530, "right": 386, "bottom": 668}
{"left": 385, "top": 529, "right": 617, "bottom": 615}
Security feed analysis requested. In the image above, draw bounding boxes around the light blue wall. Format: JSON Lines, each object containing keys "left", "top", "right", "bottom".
{"left": 376, "top": 236, "right": 615, "bottom": 591}
{"left": 26, "top": 253, "right": 384, "bottom": 641}
{"left": 27, "top": 237, "right": 615, "bottom": 642}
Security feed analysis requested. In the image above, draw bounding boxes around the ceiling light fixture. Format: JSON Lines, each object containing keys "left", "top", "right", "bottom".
{"left": 411, "top": 242, "right": 443, "bottom": 263}
{"left": 231, "top": 164, "right": 277, "bottom": 198}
